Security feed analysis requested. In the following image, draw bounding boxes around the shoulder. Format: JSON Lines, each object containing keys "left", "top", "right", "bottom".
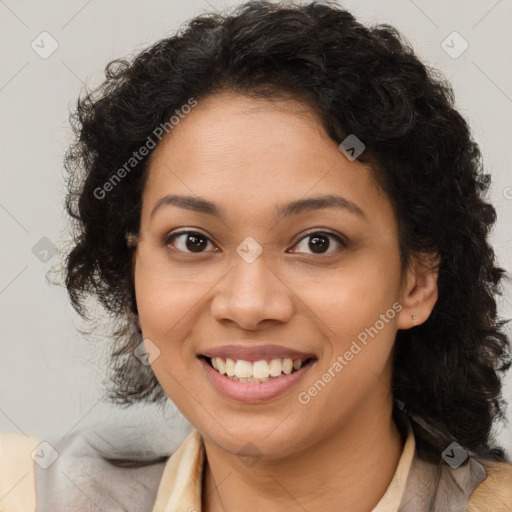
{"left": 468, "top": 459, "right": 512, "bottom": 512}
{"left": 0, "top": 431, "right": 41, "bottom": 512}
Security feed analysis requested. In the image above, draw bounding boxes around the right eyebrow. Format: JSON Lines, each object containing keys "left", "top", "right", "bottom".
{"left": 150, "top": 194, "right": 220, "bottom": 220}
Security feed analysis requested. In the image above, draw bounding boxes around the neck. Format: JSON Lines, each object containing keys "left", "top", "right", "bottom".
{"left": 201, "top": 395, "right": 404, "bottom": 512}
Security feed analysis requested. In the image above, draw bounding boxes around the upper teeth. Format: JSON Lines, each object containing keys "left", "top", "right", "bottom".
{"left": 210, "top": 357, "right": 306, "bottom": 379}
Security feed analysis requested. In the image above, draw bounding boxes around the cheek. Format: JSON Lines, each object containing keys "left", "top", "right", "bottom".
{"left": 298, "top": 259, "right": 400, "bottom": 339}
{"left": 134, "top": 266, "right": 203, "bottom": 337}
{"left": 133, "top": 272, "right": 203, "bottom": 411}
{"left": 295, "top": 275, "right": 399, "bottom": 420}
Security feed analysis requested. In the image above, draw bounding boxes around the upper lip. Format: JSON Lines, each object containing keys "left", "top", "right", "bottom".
{"left": 199, "top": 344, "right": 317, "bottom": 362}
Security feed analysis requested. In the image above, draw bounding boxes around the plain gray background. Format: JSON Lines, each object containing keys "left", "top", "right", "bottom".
{"left": 1, "top": 0, "right": 511, "bottom": 455}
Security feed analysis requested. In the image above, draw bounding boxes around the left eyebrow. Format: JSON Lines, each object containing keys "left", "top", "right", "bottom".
{"left": 274, "top": 194, "right": 368, "bottom": 223}
{"left": 149, "top": 193, "right": 368, "bottom": 222}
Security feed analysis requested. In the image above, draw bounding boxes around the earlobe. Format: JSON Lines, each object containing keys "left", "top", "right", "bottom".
{"left": 397, "top": 253, "right": 440, "bottom": 330}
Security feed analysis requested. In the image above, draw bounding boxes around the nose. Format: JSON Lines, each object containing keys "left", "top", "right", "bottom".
{"left": 210, "top": 254, "right": 294, "bottom": 331}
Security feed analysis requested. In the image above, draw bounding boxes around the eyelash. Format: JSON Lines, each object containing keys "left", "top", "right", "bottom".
{"left": 163, "top": 229, "right": 347, "bottom": 256}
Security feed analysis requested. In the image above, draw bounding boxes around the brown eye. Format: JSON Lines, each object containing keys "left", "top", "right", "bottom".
{"left": 166, "top": 231, "right": 215, "bottom": 253}
{"left": 289, "top": 231, "right": 345, "bottom": 255}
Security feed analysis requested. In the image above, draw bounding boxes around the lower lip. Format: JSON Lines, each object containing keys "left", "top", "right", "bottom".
{"left": 199, "top": 357, "right": 316, "bottom": 403}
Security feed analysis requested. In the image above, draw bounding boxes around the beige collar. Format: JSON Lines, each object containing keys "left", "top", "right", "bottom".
{"left": 152, "top": 422, "right": 416, "bottom": 512}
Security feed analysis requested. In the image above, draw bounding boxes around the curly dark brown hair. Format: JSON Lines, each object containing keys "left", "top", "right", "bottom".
{"left": 61, "top": 0, "right": 511, "bottom": 460}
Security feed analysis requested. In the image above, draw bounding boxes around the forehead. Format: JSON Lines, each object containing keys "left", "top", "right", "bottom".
{"left": 142, "top": 92, "right": 393, "bottom": 227}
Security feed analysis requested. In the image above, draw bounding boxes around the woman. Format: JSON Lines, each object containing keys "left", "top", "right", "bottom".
{"left": 1, "top": 1, "right": 511, "bottom": 510}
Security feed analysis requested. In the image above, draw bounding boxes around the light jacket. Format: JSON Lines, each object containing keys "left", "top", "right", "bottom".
{"left": 1, "top": 414, "right": 511, "bottom": 511}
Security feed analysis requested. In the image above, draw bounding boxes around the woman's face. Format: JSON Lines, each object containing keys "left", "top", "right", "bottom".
{"left": 134, "top": 91, "right": 430, "bottom": 459}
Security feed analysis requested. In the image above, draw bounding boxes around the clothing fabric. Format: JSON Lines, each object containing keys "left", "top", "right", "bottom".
{"left": 0, "top": 413, "right": 510, "bottom": 512}
{"left": 0, "top": 432, "right": 39, "bottom": 512}
{"left": 151, "top": 424, "right": 417, "bottom": 512}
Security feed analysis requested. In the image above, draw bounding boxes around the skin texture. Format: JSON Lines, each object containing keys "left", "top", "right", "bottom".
{"left": 133, "top": 91, "right": 439, "bottom": 512}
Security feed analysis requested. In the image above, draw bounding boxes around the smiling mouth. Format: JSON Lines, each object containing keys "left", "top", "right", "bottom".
{"left": 199, "top": 355, "right": 317, "bottom": 383}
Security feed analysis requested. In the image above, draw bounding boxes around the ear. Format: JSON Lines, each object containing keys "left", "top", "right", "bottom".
{"left": 396, "top": 251, "right": 440, "bottom": 330}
